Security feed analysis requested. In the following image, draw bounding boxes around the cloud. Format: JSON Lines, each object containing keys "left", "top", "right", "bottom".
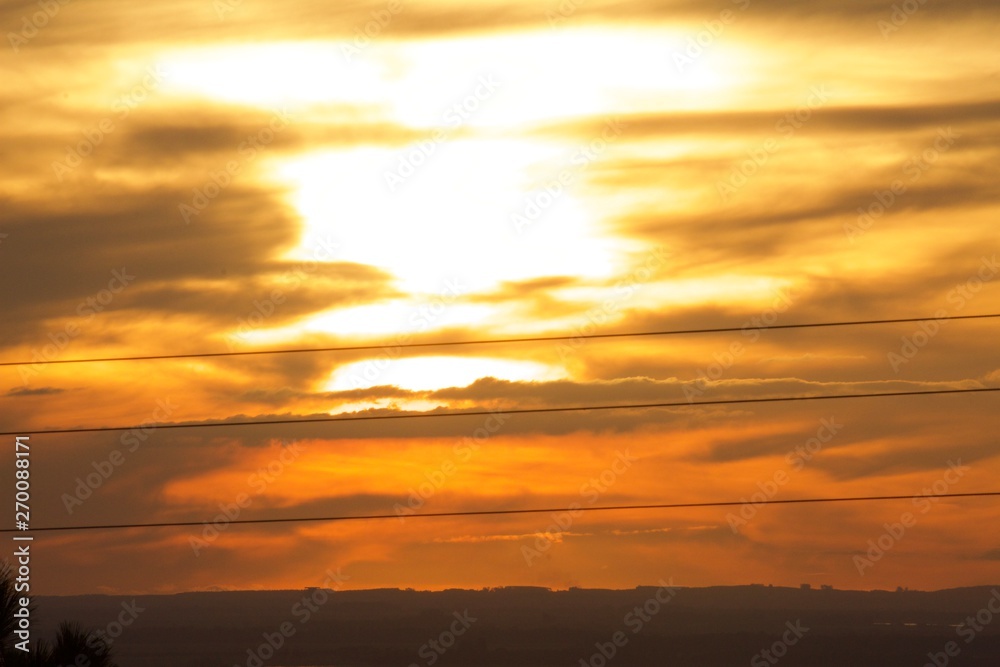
{"left": 5, "top": 386, "right": 66, "bottom": 397}
{"left": 541, "top": 100, "right": 1000, "bottom": 141}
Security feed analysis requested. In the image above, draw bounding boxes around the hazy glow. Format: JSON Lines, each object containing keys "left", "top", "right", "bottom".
{"left": 324, "top": 355, "right": 567, "bottom": 391}
{"left": 328, "top": 398, "right": 447, "bottom": 415}
{"left": 297, "top": 300, "right": 495, "bottom": 337}
{"left": 158, "top": 42, "right": 389, "bottom": 107}
{"left": 552, "top": 276, "right": 795, "bottom": 310}
{"left": 157, "top": 28, "right": 739, "bottom": 125}
{"left": 373, "top": 28, "right": 740, "bottom": 127}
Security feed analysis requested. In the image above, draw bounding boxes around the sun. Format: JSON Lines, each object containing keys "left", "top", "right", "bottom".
{"left": 268, "top": 141, "right": 631, "bottom": 295}
{"left": 155, "top": 25, "right": 747, "bottom": 350}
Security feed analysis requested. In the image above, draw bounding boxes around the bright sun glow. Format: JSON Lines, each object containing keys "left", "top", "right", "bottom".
{"left": 157, "top": 42, "right": 389, "bottom": 108}
{"left": 157, "top": 27, "right": 749, "bottom": 346}
{"left": 155, "top": 28, "right": 739, "bottom": 125}
{"left": 324, "top": 355, "right": 567, "bottom": 392}
{"left": 271, "top": 141, "right": 636, "bottom": 294}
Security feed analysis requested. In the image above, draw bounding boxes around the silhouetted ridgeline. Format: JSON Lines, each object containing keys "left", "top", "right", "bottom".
{"left": 32, "top": 585, "right": 1000, "bottom": 666}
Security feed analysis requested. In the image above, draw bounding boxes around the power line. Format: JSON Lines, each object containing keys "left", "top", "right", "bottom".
{"left": 1, "top": 313, "right": 997, "bottom": 368}
{"left": 0, "top": 386, "right": 995, "bottom": 438}
{"left": 4, "top": 491, "right": 999, "bottom": 534}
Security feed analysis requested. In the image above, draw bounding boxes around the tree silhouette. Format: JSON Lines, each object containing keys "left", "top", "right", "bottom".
{"left": 0, "top": 561, "right": 116, "bottom": 667}
{"left": 1, "top": 559, "right": 30, "bottom": 667}
{"left": 48, "top": 623, "right": 116, "bottom": 667}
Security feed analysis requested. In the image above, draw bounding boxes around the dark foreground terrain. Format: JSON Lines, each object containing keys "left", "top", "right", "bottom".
{"left": 34, "top": 584, "right": 1000, "bottom": 666}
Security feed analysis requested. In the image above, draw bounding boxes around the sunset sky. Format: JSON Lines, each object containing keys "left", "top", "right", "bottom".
{"left": 1, "top": 0, "right": 999, "bottom": 596}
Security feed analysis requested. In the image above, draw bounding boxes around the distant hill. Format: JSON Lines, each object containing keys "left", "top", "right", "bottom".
{"left": 34, "top": 585, "right": 1000, "bottom": 666}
